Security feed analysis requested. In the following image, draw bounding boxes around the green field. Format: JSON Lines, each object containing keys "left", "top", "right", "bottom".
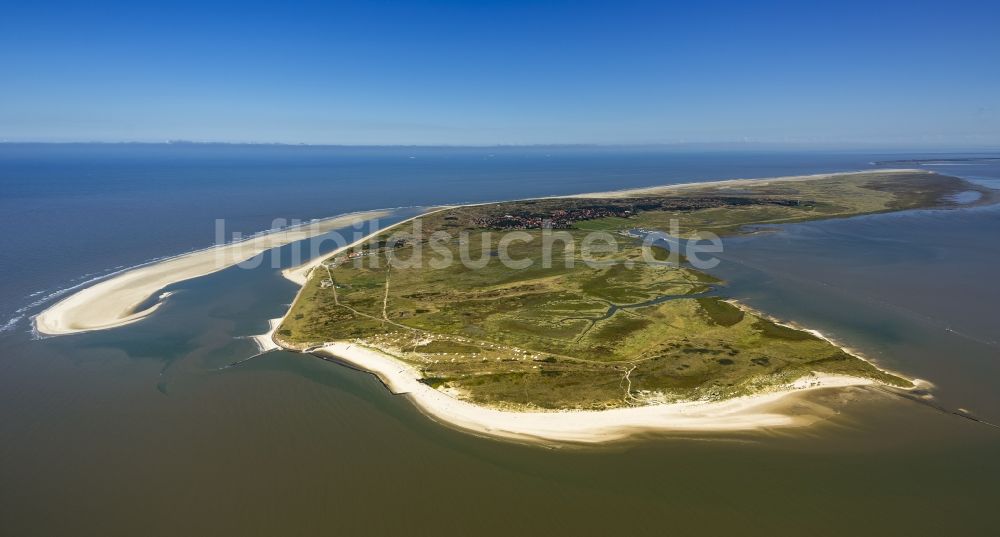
{"left": 276, "top": 171, "right": 991, "bottom": 410}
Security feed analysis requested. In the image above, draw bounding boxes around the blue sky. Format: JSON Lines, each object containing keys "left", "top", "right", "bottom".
{"left": 1, "top": 0, "right": 998, "bottom": 146}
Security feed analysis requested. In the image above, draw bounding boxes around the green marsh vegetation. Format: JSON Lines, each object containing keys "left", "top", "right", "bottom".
{"left": 277, "top": 171, "right": 990, "bottom": 409}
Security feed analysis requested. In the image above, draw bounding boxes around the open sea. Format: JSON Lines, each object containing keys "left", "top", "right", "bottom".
{"left": 1, "top": 144, "right": 998, "bottom": 536}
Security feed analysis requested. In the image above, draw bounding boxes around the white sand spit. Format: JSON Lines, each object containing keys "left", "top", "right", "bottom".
{"left": 250, "top": 318, "right": 282, "bottom": 353}
{"left": 35, "top": 210, "right": 391, "bottom": 335}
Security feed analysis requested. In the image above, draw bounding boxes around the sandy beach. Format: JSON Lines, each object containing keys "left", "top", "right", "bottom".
{"left": 314, "top": 342, "right": 874, "bottom": 444}
{"left": 568, "top": 168, "right": 925, "bottom": 199}
{"left": 34, "top": 209, "right": 391, "bottom": 335}
{"left": 250, "top": 318, "right": 282, "bottom": 353}
{"left": 280, "top": 207, "right": 450, "bottom": 285}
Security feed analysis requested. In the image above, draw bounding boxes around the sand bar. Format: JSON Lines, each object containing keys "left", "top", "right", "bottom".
{"left": 34, "top": 209, "right": 392, "bottom": 336}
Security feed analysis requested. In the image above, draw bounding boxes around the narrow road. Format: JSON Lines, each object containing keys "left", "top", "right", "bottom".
{"left": 324, "top": 264, "right": 339, "bottom": 305}
{"left": 382, "top": 265, "right": 391, "bottom": 322}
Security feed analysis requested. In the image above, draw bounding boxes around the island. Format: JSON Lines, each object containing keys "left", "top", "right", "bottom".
{"left": 33, "top": 169, "right": 994, "bottom": 443}
{"left": 270, "top": 170, "right": 994, "bottom": 443}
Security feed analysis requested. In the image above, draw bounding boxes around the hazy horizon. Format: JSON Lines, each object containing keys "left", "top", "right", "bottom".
{"left": 2, "top": 141, "right": 999, "bottom": 152}
{"left": 2, "top": 1, "right": 998, "bottom": 146}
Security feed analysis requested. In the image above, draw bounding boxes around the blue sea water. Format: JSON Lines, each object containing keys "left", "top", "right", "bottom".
{"left": 1, "top": 144, "right": 999, "bottom": 536}
{"left": 1, "top": 143, "right": 993, "bottom": 330}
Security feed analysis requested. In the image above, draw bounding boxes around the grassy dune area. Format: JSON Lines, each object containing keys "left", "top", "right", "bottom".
{"left": 276, "top": 171, "right": 991, "bottom": 410}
